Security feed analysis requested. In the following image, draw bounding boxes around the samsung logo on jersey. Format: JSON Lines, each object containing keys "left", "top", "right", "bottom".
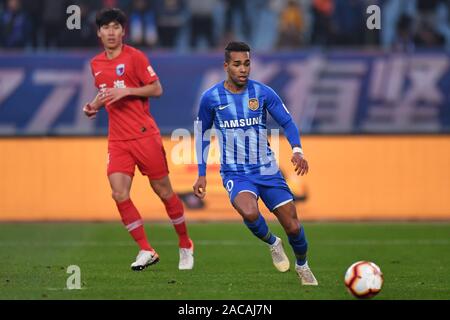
{"left": 219, "top": 116, "right": 263, "bottom": 128}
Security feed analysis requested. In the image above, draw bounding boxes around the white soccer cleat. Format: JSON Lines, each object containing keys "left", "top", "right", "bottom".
{"left": 295, "top": 262, "right": 319, "bottom": 286}
{"left": 178, "top": 244, "right": 194, "bottom": 270}
{"left": 130, "top": 250, "right": 159, "bottom": 271}
{"left": 269, "top": 237, "right": 290, "bottom": 272}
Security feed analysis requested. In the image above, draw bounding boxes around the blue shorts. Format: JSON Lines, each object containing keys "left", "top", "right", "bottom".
{"left": 221, "top": 170, "right": 294, "bottom": 212}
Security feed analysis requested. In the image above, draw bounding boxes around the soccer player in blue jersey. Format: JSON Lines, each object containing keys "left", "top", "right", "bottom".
{"left": 193, "top": 42, "right": 318, "bottom": 286}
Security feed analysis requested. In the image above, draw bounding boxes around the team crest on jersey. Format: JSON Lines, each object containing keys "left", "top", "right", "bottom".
{"left": 248, "top": 98, "right": 259, "bottom": 111}
{"left": 116, "top": 64, "right": 125, "bottom": 76}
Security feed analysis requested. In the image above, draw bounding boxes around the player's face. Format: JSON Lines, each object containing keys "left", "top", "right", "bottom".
{"left": 225, "top": 52, "right": 251, "bottom": 87}
{"left": 97, "top": 22, "right": 125, "bottom": 50}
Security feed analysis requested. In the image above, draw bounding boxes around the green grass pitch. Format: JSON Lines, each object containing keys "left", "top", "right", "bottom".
{"left": 0, "top": 222, "right": 449, "bottom": 299}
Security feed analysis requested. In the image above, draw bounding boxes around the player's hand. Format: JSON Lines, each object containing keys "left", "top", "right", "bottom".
{"left": 90, "top": 91, "right": 104, "bottom": 110}
{"left": 100, "top": 88, "right": 130, "bottom": 105}
{"left": 193, "top": 176, "right": 207, "bottom": 199}
{"left": 291, "top": 153, "right": 309, "bottom": 176}
{"left": 83, "top": 103, "right": 98, "bottom": 119}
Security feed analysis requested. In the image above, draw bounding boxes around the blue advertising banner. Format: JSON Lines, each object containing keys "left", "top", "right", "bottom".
{"left": 0, "top": 51, "right": 449, "bottom": 135}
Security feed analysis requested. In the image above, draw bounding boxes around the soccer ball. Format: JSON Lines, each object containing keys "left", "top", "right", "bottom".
{"left": 344, "top": 261, "right": 384, "bottom": 299}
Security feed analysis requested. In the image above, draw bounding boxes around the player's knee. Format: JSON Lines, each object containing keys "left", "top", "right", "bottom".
{"left": 154, "top": 187, "right": 173, "bottom": 201}
{"left": 112, "top": 190, "right": 130, "bottom": 203}
{"left": 151, "top": 179, "right": 173, "bottom": 200}
{"left": 285, "top": 221, "right": 301, "bottom": 236}
{"left": 239, "top": 206, "right": 259, "bottom": 222}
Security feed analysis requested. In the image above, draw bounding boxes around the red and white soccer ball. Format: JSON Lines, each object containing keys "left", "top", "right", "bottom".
{"left": 344, "top": 261, "right": 384, "bottom": 299}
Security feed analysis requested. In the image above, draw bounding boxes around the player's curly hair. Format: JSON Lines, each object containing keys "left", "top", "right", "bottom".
{"left": 225, "top": 42, "right": 251, "bottom": 62}
{"left": 95, "top": 8, "right": 127, "bottom": 29}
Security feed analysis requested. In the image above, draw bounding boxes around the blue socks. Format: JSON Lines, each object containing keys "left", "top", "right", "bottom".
{"left": 245, "top": 215, "right": 309, "bottom": 266}
{"left": 244, "top": 214, "right": 276, "bottom": 245}
{"left": 288, "top": 226, "right": 308, "bottom": 266}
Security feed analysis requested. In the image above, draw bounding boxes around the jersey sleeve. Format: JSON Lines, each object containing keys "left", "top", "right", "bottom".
{"left": 265, "top": 86, "right": 292, "bottom": 126}
{"left": 265, "top": 86, "right": 302, "bottom": 148}
{"left": 89, "top": 60, "right": 94, "bottom": 77}
{"left": 134, "top": 50, "right": 159, "bottom": 86}
{"left": 89, "top": 60, "right": 98, "bottom": 88}
{"left": 195, "top": 92, "right": 215, "bottom": 176}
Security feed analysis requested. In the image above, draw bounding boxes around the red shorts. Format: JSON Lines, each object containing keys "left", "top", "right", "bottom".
{"left": 107, "top": 134, "right": 169, "bottom": 179}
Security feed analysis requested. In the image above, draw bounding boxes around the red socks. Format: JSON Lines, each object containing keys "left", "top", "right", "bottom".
{"left": 116, "top": 198, "right": 153, "bottom": 252}
{"left": 116, "top": 195, "right": 191, "bottom": 250}
{"left": 163, "top": 194, "right": 192, "bottom": 249}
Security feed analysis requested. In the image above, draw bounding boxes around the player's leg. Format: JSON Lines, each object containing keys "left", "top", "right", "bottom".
{"left": 224, "top": 176, "right": 290, "bottom": 272}
{"left": 232, "top": 192, "right": 290, "bottom": 272}
{"left": 132, "top": 136, "right": 193, "bottom": 269}
{"left": 257, "top": 171, "right": 317, "bottom": 284}
{"left": 108, "top": 172, "right": 159, "bottom": 271}
{"left": 232, "top": 192, "right": 276, "bottom": 245}
{"left": 149, "top": 176, "right": 193, "bottom": 248}
{"left": 272, "top": 201, "right": 307, "bottom": 266}
{"left": 149, "top": 176, "right": 194, "bottom": 270}
{"left": 257, "top": 172, "right": 307, "bottom": 265}
{"left": 272, "top": 201, "right": 318, "bottom": 285}
{"left": 107, "top": 141, "right": 158, "bottom": 271}
{"left": 225, "top": 177, "right": 275, "bottom": 244}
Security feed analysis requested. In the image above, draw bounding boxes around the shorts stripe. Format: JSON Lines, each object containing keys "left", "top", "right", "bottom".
{"left": 271, "top": 199, "right": 293, "bottom": 211}
{"left": 237, "top": 190, "right": 258, "bottom": 199}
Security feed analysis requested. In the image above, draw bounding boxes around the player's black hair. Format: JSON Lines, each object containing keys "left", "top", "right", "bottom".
{"left": 224, "top": 42, "right": 251, "bottom": 62}
{"left": 95, "top": 8, "right": 127, "bottom": 29}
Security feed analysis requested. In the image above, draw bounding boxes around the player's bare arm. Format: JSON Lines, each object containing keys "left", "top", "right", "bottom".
{"left": 291, "top": 152, "right": 309, "bottom": 176}
{"left": 100, "top": 80, "right": 163, "bottom": 105}
{"left": 193, "top": 176, "right": 207, "bottom": 199}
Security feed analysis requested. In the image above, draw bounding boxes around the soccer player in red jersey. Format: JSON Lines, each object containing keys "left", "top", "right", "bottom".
{"left": 83, "top": 8, "right": 194, "bottom": 271}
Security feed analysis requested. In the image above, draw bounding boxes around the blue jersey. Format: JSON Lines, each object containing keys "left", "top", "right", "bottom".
{"left": 195, "top": 79, "right": 301, "bottom": 176}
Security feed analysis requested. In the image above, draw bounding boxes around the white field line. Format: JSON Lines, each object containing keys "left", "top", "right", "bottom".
{"left": 0, "top": 239, "right": 449, "bottom": 247}
{"left": 45, "top": 287, "right": 87, "bottom": 291}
